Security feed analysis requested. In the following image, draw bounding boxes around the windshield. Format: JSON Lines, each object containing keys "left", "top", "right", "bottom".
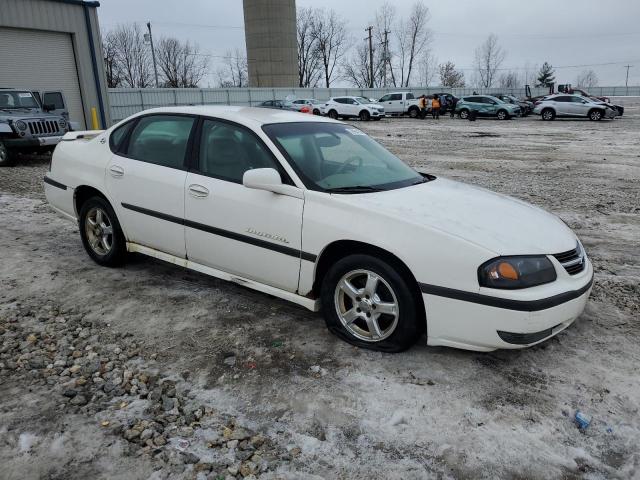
{"left": 0, "top": 91, "right": 39, "bottom": 109}
{"left": 354, "top": 97, "right": 372, "bottom": 105}
{"left": 263, "top": 122, "right": 426, "bottom": 192}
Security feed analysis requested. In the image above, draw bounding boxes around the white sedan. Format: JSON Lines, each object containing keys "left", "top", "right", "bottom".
{"left": 44, "top": 106, "right": 593, "bottom": 352}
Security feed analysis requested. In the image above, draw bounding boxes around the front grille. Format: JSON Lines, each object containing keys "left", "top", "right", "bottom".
{"left": 553, "top": 243, "right": 586, "bottom": 275}
{"left": 26, "top": 119, "right": 60, "bottom": 137}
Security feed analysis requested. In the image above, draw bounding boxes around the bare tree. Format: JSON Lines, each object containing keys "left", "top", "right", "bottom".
{"left": 395, "top": 1, "right": 431, "bottom": 87}
{"left": 217, "top": 49, "right": 248, "bottom": 88}
{"left": 102, "top": 32, "right": 122, "bottom": 88}
{"left": 498, "top": 71, "right": 520, "bottom": 89}
{"left": 418, "top": 50, "right": 437, "bottom": 86}
{"left": 106, "top": 24, "right": 153, "bottom": 88}
{"left": 474, "top": 34, "right": 506, "bottom": 88}
{"left": 297, "top": 7, "right": 322, "bottom": 87}
{"left": 155, "top": 37, "right": 208, "bottom": 88}
{"left": 575, "top": 69, "right": 598, "bottom": 88}
{"left": 312, "top": 9, "right": 349, "bottom": 87}
{"left": 374, "top": 2, "right": 396, "bottom": 87}
{"left": 342, "top": 43, "right": 374, "bottom": 88}
{"left": 439, "top": 61, "right": 465, "bottom": 87}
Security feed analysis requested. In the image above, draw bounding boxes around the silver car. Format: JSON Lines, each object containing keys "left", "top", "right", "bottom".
{"left": 289, "top": 98, "right": 322, "bottom": 115}
{"left": 533, "top": 94, "right": 618, "bottom": 121}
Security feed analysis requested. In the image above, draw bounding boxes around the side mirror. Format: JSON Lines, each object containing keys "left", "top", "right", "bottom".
{"left": 43, "top": 103, "right": 55, "bottom": 111}
{"left": 242, "top": 168, "right": 302, "bottom": 198}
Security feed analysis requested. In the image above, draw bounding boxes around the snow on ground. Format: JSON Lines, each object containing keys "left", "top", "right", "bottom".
{"left": 1, "top": 103, "right": 639, "bottom": 479}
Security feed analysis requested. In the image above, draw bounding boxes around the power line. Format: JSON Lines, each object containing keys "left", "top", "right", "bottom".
{"left": 624, "top": 65, "right": 634, "bottom": 87}
{"left": 365, "top": 26, "right": 374, "bottom": 88}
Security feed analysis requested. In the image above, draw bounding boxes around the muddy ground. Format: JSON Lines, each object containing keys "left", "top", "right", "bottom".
{"left": 1, "top": 100, "right": 639, "bottom": 480}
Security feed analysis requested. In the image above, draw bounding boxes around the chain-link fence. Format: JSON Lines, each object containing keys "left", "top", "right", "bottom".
{"left": 108, "top": 86, "right": 640, "bottom": 124}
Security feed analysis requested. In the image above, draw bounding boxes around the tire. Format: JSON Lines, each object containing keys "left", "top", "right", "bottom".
{"left": 373, "top": 117, "right": 382, "bottom": 121}
{"left": 458, "top": 109, "right": 469, "bottom": 119}
{"left": 78, "top": 196, "right": 127, "bottom": 267}
{"left": 408, "top": 107, "right": 419, "bottom": 119}
{"left": 589, "top": 109, "right": 603, "bottom": 121}
{"left": 496, "top": 109, "right": 509, "bottom": 120}
{"left": 0, "top": 142, "right": 14, "bottom": 167}
{"left": 359, "top": 110, "right": 371, "bottom": 121}
{"left": 313, "top": 109, "right": 321, "bottom": 116}
{"left": 327, "top": 109, "right": 339, "bottom": 120}
{"left": 541, "top": 108, "right": 555, "bottom": 121}
{"left": 320, "top": 254, "right": 423, "bottom": 352}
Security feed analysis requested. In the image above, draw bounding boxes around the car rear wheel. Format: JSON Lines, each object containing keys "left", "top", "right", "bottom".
{"left": 458, "top": 109, "right": 469, "bottom": 119}
{"left": 589, "top": 109, "right": 603, "bottom": 121}
{"left": 541, "top": 108, "right": 555, "bottom": 121}
{"left": 496, "top": 109, "right": 508, "bottom": 120}
{"left": 327, "top": 109, "right": 338, "bottom": 119}
{"left": 321, "top": 254, "right": 423, "bottom": 352}
{"left": 79, "top": 196, "right": 126, "bottom": 267}
{"left": 313, "top": 109, "right": 321, "bottom": 116}
{"left": 359, "top": 110, "right": 371, "bottom": 121}
{"left": 0, "top": 142, "right": 14, "bottom": 167}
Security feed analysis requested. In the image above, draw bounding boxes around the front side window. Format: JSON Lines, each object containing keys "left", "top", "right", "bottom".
{"left": 379, "top": 94, "right": 390, "bottom": 102}
{"left": 198, "top": 119, "right": 280, "bottom": 183}
{"left": 263, "top": 122, "right": 425, "bottom": 193}
{"left": 126, "top": 115, "right": 195, "bottom": 169}
{"left": 406, "top": 93, "right": 415, "bottom": 100}
{"left": 43, "top": 92, "right": 65, "bottom": 109}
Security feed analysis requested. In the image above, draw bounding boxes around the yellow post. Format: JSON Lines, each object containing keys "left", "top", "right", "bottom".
{"left": 91, "top": 107, "right": 100, "bottom": 130}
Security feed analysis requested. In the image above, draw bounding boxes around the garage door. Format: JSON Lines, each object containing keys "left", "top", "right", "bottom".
{"left": 0, "top": 27, "right": 85, "bottom": 128}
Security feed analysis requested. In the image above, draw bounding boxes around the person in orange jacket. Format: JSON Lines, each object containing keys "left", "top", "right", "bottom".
{"left": 431, "top": 95, "right": 441, "bottom": 119}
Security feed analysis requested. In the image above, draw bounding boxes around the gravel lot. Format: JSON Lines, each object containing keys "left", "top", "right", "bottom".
{"left": 1, "top": 100, "right": 639, "bottom": 479}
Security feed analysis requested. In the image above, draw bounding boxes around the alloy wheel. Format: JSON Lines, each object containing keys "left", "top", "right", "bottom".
{"left": 542, "top": 110, "right": 554, "bottom": 120}
{"left": 459, "top": 109, "right": 469, "bottom": 119}
{"left": 590, "top": 110, "right": 602, "bottom": 121}
{"left": 334, "top": 269, "right": 399, "bottom": 342}
{"left": 85, "top": 207, "right": 114, "bottom": 256}
{"left": 497, "top": 110, "right": 507, "bottom": 120}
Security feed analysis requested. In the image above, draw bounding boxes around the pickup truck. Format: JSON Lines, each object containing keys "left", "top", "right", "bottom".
{"left": 377, "top": 92, "right": 422, "bottom": 118}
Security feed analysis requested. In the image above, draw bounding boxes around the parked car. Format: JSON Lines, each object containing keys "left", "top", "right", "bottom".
{"left": 494, "top": 94, "right": 534, "bottom": 116}
{"left": 0, "top": 88, "right": 70, "bottom": 166}
{"left": 322, "top": 96, "right": 385, "bottom": 121}
{"left": 288, "top": 98, "right": 323, "bottom": 115}
{"left": 256, "top": 100, "right": 289, "bottom": 110}
{"left": 455, "top": 95, "right": 521, "bottom": 120}
{"left": 44, "top": 106, "right": 593, "bottom": 352}
{"left": 533, "top": 94, "right": 619, "bottom": 121}
{"left": 377, "top": 92, "right": 420, "bottom": 117}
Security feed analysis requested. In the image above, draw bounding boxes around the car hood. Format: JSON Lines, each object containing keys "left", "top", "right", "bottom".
{"left": 0, "top": 110, "right": 59, "bottom": 120}
{"left": 339, "top": 177, "right": 576, "bottom": 256}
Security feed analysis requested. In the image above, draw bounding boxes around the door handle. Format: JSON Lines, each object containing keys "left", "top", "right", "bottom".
{"left": 188, "top": 184, "right": 209, "bottom": 198}
{"left": 109, "top": 165, "right": 124, "bottom": 177}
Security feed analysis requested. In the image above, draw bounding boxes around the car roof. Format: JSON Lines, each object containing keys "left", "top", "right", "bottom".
{"left": 122, "top": 105, "right": 340, "bottom": 128}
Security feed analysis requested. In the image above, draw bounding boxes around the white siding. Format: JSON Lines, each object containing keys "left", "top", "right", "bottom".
{"left": 0, "top": 27, "right": 85, "bottom": 127}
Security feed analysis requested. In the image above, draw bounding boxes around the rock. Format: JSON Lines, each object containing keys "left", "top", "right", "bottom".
{"left": 236, "top": 450, "right": 253, "bottom": 461}
{"left": 162, "top": 396, "right": 175, "bottom": 411}
{"left": 70, "top": 394, "right": 88, "bottom": 406}
{"left": 62, "top": 388, "right": 78, "bottom": 398}
{"left": 140, "top": 428, "right": 155, "bottom": 441}
{"left": 180, "top": 451, "right": 200, "bottom": 464}
{"left": 223, "top": 355, "right": 236, "bottom": 366}
{"left": 239, "top": 461, "right": 257, "bottom": 477}
{"left": 249, "top": 435, "right": 265, "bottom": 448}
{"left": 229, "top": 428, "right": 251, "bottom": 441}
{"left": 227, "top": 440, "right": 239, "bottom": 449}
{"left": 26, "top": 333, "right": 37, "bottom": 344}
{"left": 153, "top": 435, "right": 167, "bottom": 446}
{"left": 69, "top": 365, "right": 81, "bottom": 374}
{"left": 124, "top": 429, "right": 141, "bottom": 441}
{"left": 29, "top": 356, "right": 46, "bottom": 369}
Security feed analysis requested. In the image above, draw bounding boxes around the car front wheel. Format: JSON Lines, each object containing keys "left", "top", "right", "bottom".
{"left": 541, "top": 108, "right": 555, "bottom": 121}
{"left": 79, "top": 196, "right": 126, "bottom": 267}
{"left": 589, "top": 109, "right": 603, "bottom": 121}
{"left": 496, "top": 109, "right": 508, "bottom": 120}
{"left": 0, "top": 142, "right": 14, "bottom": 167}
{"left": 321, "top": 254, "right": 423, "bottom": 352}
{"left": 359, "top": 110, "right": 371, "bottom": 121}
{"left": 458, "top": 109, "right": 469, "bottom": 119}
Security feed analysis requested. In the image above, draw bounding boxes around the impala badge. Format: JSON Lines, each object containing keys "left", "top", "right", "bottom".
{"left": 247, "top": 228, "right": 289, "bottom": 244}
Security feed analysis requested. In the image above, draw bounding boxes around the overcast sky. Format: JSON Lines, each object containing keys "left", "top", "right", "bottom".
{"left": 97, "top": 0, "right": 640, "bottom": 88}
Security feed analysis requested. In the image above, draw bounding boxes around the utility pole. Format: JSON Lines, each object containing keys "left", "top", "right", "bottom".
{"left": 146, "top": 22, "right": 159, "bottom": 88}
{"left": 380, "top": 30, "right": 390, "bottom": 88}
{"left": 624, "top": 64, "right": 633, "bottom": 88}
{"left": 365, "top": 26, "right": 374, "bottom": 88}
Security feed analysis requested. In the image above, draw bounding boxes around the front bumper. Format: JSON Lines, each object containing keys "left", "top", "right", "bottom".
{"left": 4, "top": 135, "right": 64, "bottom": 149}
{"left": 422, "top": 261, "right": 594, "bottom": 352}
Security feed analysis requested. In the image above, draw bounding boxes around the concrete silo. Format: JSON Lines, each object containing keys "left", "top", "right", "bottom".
{"left": 243, "top": 0, "right": 298, "bottom": 87}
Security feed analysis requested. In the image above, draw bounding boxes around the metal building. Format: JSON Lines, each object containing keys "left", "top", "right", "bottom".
{"left": 0, "top": 0, "right": 110, "bottom": 129}
{"left": 243, "top": 0, "right": 298, "bottom": 88}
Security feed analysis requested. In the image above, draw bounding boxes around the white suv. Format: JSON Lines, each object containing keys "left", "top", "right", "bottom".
{"left": 322, "top": 96, "right": 385, "bottom": 121}
{"left": 533, "top": 94, "right": 618, "bottom": 121}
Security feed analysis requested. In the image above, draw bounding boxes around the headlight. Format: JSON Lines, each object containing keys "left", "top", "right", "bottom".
{"left": 478, "top": 256, "right": 556, "bottom": 289}
{"left": 15, "top": 120, "right": 27, "bottom": 131}
{"left": 58, "top": 119, "right": 67, "bottom": 129}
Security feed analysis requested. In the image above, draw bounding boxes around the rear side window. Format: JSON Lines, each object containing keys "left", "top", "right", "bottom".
{"left": 389, "top": 94, "right": 402, "bottom": 101}
{"left": 125, "top": 115, "right": 195, "bottom": 169}
{"left": 554, "top": 96, "right": 571, "bottom": 102}
{"left": 43, "top": 92, "right": 65, "bottom": 109}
